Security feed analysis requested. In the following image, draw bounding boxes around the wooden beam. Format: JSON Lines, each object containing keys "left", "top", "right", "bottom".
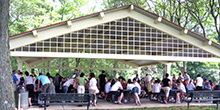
{"left": 32, "top": 66, "right": 138, "bottom": 71}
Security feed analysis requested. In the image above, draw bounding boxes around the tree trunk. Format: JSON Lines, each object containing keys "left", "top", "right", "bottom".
{"left": 113, "top": 61, "right": 118, "bottom": 79}
{"left": 48, "top": 61, "right": 50, "bottom": 73}
{"left": 59, "top": 58, "right": 62, "bottom": 74}
{"left": 76, "top": 58, "right": 81, "bottom": 67}
{"left": 90, "top": 59, "right": 95, "bottom": 73}
{"left": 76, "top": 58, "right": 81, "bottom": 72}
{"left": 175, "top": 62, "right": 184, "bottom": 74}
{"left": 43, "top": 62, "right": 46, "bottom": 74}
{"left": 183, "top": 61, "right": 187, "bottom": 72}
{"left": 0, "top": 0, "right": 15, "bottom": 109}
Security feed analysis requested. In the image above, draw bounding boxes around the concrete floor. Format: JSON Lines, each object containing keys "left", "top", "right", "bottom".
{"left": 24, "top": 98, "right": 216, "bottom": 110}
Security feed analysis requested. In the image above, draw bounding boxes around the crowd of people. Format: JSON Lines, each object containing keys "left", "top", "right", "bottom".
{"left": 145, "top": 72, "right": 217, "bottom": 104}
{"left": 12, "top": 69, "right": 217, "bottom": 108}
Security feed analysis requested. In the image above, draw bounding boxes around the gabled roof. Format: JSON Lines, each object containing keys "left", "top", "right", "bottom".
{"left": 10, "top": 4, "right": 220, "bottom": 50}
{"left": 9, "top": 4, "right": 220, "bottom": 69}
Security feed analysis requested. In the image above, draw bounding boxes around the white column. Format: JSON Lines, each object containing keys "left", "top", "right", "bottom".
{"left": 137, "top": 67, "right": 142, "bottom": 78}
{"left": 16, "top": 58, "right": 23, "bottom": 72}
{"left": 26, "top": 64, "right": 31, "bottom": 73}
{"left": 165, "top": 63, "right": 172, "bottom": 78}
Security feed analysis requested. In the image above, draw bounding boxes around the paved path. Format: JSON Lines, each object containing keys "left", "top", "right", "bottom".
{"left": 26, "top": 98, "right": 216, "bottom": 110}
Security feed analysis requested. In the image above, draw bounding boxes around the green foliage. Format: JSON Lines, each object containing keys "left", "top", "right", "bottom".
{"left": 101, "top": 0, "right": 147, "bottom": 10}
{"left": 9, "top": 0, "right": 88, "bottom": 36}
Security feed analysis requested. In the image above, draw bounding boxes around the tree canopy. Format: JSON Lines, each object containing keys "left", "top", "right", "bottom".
{"left": 9, "top": 0, "right": 220, "bottom": 84}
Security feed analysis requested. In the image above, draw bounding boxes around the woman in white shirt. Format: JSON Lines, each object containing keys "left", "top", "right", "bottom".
{"left": 196, "top": 74, "right": 203, "bottom": 90}
{"left": 186, "top": 80, "right": 195, "bottom": 91}
{"left": 24, "top": 71, "right": 34, "bottom": 107}
{"left": 89, "top": 73, "right": 98, "bottom": 106}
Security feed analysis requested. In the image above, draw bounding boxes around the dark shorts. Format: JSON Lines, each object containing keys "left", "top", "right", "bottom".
{"left": 196, "top": 86, "right": 203, "bottom": 90}
{"left": 132, "top": 87, "right": 139, "bottom": 94}
{"left": 26, "top": 84, "right": 34, "bottom": 98}
{"left": 100, "top": 83, "right": 105, "bottom": 92}
{"left": 42, "top": 83, "right": 51, "bottom": 93}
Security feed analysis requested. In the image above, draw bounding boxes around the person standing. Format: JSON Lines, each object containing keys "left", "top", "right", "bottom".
{"left": 183, "top": 72, "right": 190, "bottom": 86}
{"left": 89, "top": 73, "right": 99, "bottom": 106}
{"left": 74, "top": 69, "right": 80, "bottom": 77}
{"left": 54, "top": 73, "right": 60, "bottom": 93}
{"left": 76, "top": 73, "right": 88, "bottom": 94}
{"left": 24, "top": 71, "right": 34, "bottom": 107}
{"left": 98, "top": 70, "right": 107, "bottom": 98}
{"left": 118, "top": 73, "right": 125, "bottom": 81}
{"left": 63, "top": 76, "right": 75, "bottom": 93}
{"left": 15, "top": 70, "right": 23, "bottom": 85}
{"left": 134, "top": 74, "right": 140, "bottom": 82}
{"left": 195, "top": 74, "right": 203, "bottom": 90}
{"left": 12, "top": 70, "right": 18, "bottom": 91}
{"left": 37, "top": 73, "right": 51, "bottom": 107}
{"left": 37, "top": 73, "right": 51, "bottom": 93}
{"left": 177, "top": 73, "right": 184, "bottom": 82}
{"left": 172, "top": 74, "right": 177, "bottom": 89}
{"left": 144, "top": 74, "right": 152, "bottom": 92}
{"left": 161, "top": 73, "right": 171, "bottom": 104}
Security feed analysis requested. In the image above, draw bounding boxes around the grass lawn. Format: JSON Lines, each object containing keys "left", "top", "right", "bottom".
{"left": 112, "top": 106, "right": 217, "bottom": 110}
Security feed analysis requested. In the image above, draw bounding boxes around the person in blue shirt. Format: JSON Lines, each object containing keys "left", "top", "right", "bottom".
{"left": 12, "top": 70, "right": 18, "bottom": 91}
{"left": 37, "top": 73, "right": 51, "bottom": 93}
{"left": 203, "top": 79, "right": 211, "bottom": 90}
{"left": 74, "top": 69, "right": 80, "bottom": 77}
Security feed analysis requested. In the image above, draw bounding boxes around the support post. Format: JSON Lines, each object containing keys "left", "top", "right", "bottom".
{"left": 26, "top": 65, "right": 31, "bottom": 73}
{"left": 165, "top": 63, "right": 172, "bottom": 78}
{"left": 137, "top": 67, "right": 141, "bottom": 78}
{"left": 16, "top": 58, "right": 23, "bottom": 72}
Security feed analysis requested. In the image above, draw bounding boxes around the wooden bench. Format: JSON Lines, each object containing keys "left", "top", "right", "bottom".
{"left": 185, "top": 90, "right": 220, "bottom": 109}
{"left": 39, "top": 93, "right": 95, "bottom": 110}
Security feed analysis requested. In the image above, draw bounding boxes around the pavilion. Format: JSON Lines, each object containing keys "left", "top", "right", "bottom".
{"left": 9, "top": 4, "right": 220, "bottom": 76}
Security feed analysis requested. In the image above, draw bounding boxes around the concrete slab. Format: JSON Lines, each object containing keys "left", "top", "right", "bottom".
{"left": 25, "top": 98, "right": 216, "bottom": 110}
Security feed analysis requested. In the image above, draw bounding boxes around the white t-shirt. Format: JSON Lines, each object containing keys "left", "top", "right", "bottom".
{"left": 105, "top": 82, "right": 111, "bottom": 93}
{"left": 152, "top": 83, "right": 161, "bottom": 93}
{"left": 89, "top": 78, "right": 97, "bottom": 90}
{"left": 134, "top": 82, "right": 141, "bottom": 95}
{"left": 15, "top": 74, "right": 22, "bottom": 85}
{"left": 63, "top": 79, "right": 74, "bottom": 87}
{"left": 144, "top": 75, "right": 152, "bottom": 82}
{"left": 127, "top": 83, "right": 135, "bottom": 90}
{"left": 196, "top": 77, "right": 203, "bottom": 87}
{"left": 186, "top": 83, "right": 195, "bottom": 91}
{"left": 110, "top": 81, "right": 122, "bottom": 91}
{"left": 24, "top": 76, "right": 34, "bottom": 85}
{"left": 180, "top": 83, "right": 186, "bottom": 93}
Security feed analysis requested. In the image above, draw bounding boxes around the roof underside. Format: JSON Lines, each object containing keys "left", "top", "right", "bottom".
{"left": 9, "top": 5, "right": 220, "bottom": 69}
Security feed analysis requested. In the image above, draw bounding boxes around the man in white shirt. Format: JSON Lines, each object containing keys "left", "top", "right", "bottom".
{"left": 109, "top": 78, "right": 124, "bottom": 104}
{"left": 15, "top": 70, "right": 23, "bottom": 85}
{"left": 63, "top": 76, "right": 74, "bottom": 93}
